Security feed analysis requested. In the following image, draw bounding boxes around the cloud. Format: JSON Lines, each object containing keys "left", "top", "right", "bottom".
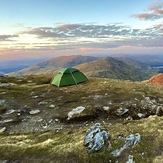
{"left": 152, "top": 22, "right": 163, "bottom": 30}
{"left": 16, "top": 23, "right": 163, "bottom": 46}
{"left": 18, "top": 24, "right": 138, "bottom": 39}
{"left": 132, "top": 1, "right": 163, "bottom": 20}
{"left": 3, "top": 21, "right": 162, "bottom": 58}
{"left": 0, "top": 34, "right": 19, "bottom": 41}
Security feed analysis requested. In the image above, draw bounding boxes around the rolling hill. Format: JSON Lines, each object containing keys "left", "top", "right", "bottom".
{"left": 75, "top": 57, "right": 156, "bottom": 81}
{"left": 9, "top": 55, "right": 157, "bottom": 81}
{"left": 9, "top": 55, "right": 98, "bottom": 76}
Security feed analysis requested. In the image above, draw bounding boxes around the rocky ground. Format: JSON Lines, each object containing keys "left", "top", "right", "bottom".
{"left": 0, "top": 75, "right": 163, "bottom": 162}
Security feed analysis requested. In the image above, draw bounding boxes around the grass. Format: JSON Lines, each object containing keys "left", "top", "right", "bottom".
{"left": 1, "top": 76, "right": 163, "bottom": 115}
{"left": 0, "top": 116, "right": 162, "bottom": 162}
{"left": 0, "top": 75, "right": 163, "bottom": 162}
{"left": 1, "top": 75, "right": 163, "bottom": 99}
{"left": 0, "top": 76, "right": 163, "bottom": 120}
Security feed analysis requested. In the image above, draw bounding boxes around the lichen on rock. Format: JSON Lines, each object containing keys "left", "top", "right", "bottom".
{"left": 84, "top": 123, "right": 110, "bottom": 153}
{"left": 67, "top": 106, "right": 86, "bottom": 120}
{"left": 111, "top": 133, "right": 141, "bottom": 157}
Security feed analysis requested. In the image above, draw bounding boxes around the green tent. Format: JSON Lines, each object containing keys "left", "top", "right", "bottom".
{"left": 51, "top": 68, "right": 88, "bottom": 87}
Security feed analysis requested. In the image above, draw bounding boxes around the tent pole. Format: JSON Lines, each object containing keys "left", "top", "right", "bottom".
{"left": 71, "top": 72, "right": 78, "bottom": 85}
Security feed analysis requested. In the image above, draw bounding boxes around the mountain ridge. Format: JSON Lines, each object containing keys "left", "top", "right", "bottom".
{"left": 75, "top": 57, "right": 156, "bottom": 81}
{"left": 9, "top": 55, "right": 157, "bottom": 81}
{"left": 9, "top": 55, "right": 98, "bottom": 76}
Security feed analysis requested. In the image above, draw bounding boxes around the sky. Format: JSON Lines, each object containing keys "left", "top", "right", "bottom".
{"left": 0, "top": 0, "right": 163, "bottom": 61}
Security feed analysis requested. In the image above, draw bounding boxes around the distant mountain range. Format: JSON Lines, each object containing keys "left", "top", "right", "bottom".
{"left": 2, "top": 54, "right": 163, "bottom": 74}
{"left": 9, "top": 55, "right": 157, "bottom": 81}
{"left": 0, "top": 58, "right": 48, "bottom": 73}
{"left": 9, "top": 55, "right": 98, "bottom": 76}
{"left": 109, "top": 54, "right": 163, "bottom": 67}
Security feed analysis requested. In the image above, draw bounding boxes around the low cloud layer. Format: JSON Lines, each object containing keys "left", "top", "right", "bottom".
{"left": 18, "top": 24, "right": 132, "bottom": 38}
{"left": 16, "top": 22, "right": 163, "bottom": 48}
{"left": 19, "top": 23, "right": 163, "bottom": 38}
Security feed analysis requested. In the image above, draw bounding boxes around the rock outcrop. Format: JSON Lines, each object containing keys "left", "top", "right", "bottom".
{"left": 84, "top": 123, "right": 110, "bottom": 153}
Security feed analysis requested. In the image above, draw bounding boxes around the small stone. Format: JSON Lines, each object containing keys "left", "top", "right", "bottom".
{"left": 55, "top": 127, "right": 63, "bottom": 132}
{"left": 93, "top": 95, "right": 103, "bottom": 99}
{"left": 0, "top": 92, "right": 6, "bottom": 95}
{"left": 126, "top": 155, "right": 134, "bottom": 163}
{"left": 31, "top": 96, "right": 38, "bottom": 99}
{"left": 126, "top": 116, "right": 133, "bottom": 121}
{"left": 0, "top": 160, "right": 9, "bottom": 163}
{"left": 145, "top": 97, "right": 150, "bottom": 101}
{"left": 27, "top": 80, "right": 33, "bottom": 83}
{"left": 0, "top": 127, "right": 6, "bottom": 133}
{"left": 5, "top": 109, "right": 15, "bottom": 115}
{"left": 0, "top": 100, "right": 5, "bottom": 106}
{"left": 55, "top": 119, "right": 59, "bottom": 122}
{"left": 116, "top": 108, "right": 129, "bottom": 116}
{"left": 156, "top": 106, "right": 162, "bottom": 115}
{"left": 103, "top": 106, "right": 110, "bottom": 111}
{"left": 151, "top": 105, "right": 157, "bottom": 110}
{"left": 43, "top": 125, "right": 48, "bottom": 129}
{"left": 38, "top": 119, "right": 43, "bottom": 122}
{"left": 67, "top": 106, "right": 85, "bottom": 120}
{"left": 117, "top": 135, "right": 123, "bottom": 139}
{"left": 2, "top": 119, "right": 14, "bottom": 123}
{"left": 49, "top": 119, "right": 53, "bottom": 123}
{"left": 38, "top": 101, "right": 48, "bottom": 105}
{"left": 29, "top": 109, "right": 40, "bottom": 115}
{"left": 49, "top": 104, "right": 55, "bottom": 108}
{"left": 0, "top": 83, "right": 10, "bottom": 87}
{"left": 137, "top": 113, "right": 146, "bottom": 118}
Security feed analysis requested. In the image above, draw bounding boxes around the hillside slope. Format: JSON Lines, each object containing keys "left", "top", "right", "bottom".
{"left": 9, "top": 55, "right": 157, "bottom": 81}
{"left": 76, "top": 57, "right": 156, "bottom": 81}
{"left": 9, "top": 55, "right": 98, "bottom": 76}
{"left": 0, "top": 75, "right": 163, "bottom": 163}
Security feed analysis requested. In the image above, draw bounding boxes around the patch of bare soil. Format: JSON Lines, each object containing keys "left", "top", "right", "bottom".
{"left": 148, "top": 73, "right": 163, "bottom": 85}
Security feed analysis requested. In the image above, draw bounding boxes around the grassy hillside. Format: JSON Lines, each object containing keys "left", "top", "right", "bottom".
{"left": 0, "top": 75, "right": 163, "bottom": 162}
{"left": 9, "top": 55, "right": 98, "bottom": 77}
{"left": 9, "top": 55, "right": 157, "bottom": 82}
{"left": 76, "top": 57, "right": 157, "bottom": 81}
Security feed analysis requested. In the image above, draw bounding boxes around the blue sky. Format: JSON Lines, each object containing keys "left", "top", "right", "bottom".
{"left": 0, "top": 0, "right": 163, "bottom": 60}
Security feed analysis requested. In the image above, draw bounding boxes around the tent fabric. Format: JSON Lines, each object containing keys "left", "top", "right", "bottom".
{"left": 51, "top": 68, "right": 88, "bottom": 87}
